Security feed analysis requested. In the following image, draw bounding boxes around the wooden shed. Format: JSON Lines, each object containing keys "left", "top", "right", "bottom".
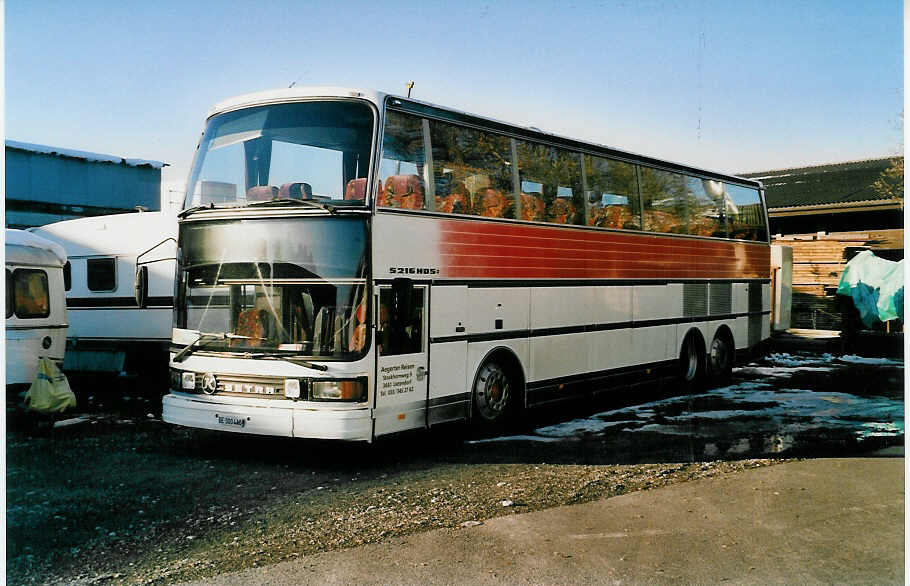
{"left": 742, "top": 158, "right": 903, "bottom": 331}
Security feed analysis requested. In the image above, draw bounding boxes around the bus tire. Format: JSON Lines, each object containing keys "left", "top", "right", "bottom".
{"left": 679, "top": 331, "right": 706, "bottom": 392}
{"left": 707, "top": 329, "right": 735, "bottom": 386}
{"left": 472, "top": 357, "right": 518, "bottom": 428}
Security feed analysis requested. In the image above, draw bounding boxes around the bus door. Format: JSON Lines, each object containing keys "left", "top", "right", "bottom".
{"left": 374, "top": 279, "right": 428, "bottom": 436}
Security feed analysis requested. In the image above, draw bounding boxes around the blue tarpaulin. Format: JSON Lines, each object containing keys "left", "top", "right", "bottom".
{"left": 836, "top": 250, "right": 904, "bottom": 328}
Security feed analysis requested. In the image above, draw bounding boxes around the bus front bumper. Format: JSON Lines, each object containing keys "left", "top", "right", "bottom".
{"left": 162, "top": 393, "right": 373, "bottom": 441}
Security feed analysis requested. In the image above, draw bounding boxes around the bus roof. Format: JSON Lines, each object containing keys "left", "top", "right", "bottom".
{"left": 207, "top": 86, "right": 761, "bottom": 188}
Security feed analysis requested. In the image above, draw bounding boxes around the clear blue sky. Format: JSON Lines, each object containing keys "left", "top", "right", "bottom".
{"left": 5, "top": 0, "right": 903, "bottom": 205}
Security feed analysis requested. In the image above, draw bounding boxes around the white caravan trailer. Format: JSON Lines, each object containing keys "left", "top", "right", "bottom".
{"left": 31, "top": 212, "right": 177, "bottom": 376}
{"left": 5, "top": 229, "right": 69, "bottom": 388}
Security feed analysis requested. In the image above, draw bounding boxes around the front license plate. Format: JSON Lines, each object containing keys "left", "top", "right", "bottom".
{"left": 216, "top": 414, "right": 246, "bottom": 427}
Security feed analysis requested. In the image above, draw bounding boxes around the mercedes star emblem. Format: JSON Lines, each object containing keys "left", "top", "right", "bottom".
{"left": 201, "top": 373, "right": 218, "bottom": 395}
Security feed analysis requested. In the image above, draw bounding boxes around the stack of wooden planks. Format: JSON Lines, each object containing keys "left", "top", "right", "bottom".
{"left": 773, "top": 229, "right": 903, "bottom": 330}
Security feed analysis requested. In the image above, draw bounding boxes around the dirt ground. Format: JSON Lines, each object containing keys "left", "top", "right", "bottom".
{"left": 9, "top": 349, "right": 903, "bottom": 586}
{"left": 6, "top": 380, "right": 784, "bottom": 586}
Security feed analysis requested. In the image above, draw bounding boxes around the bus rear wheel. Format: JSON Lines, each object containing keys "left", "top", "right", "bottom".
{"left": 707, "top": 331, "right": 734, "bottom": 385}
{"left": 472, "top": 359, "right": 516, "bottom": 426}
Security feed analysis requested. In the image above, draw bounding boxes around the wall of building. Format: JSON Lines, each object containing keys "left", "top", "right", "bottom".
{"left": 5, "top": 147, "right": 161, "bottom": 229}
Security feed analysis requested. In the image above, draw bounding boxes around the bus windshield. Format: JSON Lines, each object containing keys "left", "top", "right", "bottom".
{"left": 184, "top": 101, "right": 375, "bottom": 209}
{"left": 175, "top": 218, "right": 369, "bottom": 359}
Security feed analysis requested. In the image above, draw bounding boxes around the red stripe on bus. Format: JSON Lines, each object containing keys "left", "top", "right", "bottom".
{"left": 438, "top": 219, "right": 770, "bottom": 280}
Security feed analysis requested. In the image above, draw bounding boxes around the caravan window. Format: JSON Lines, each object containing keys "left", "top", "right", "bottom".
{"left": 6, "top": 270, "right": 12, "bottom": 318}
{"left": 13, "top": 269, "right": 50, "bottom": 319}
{"left": 87, "top": 258, "right": 116, "bottom": 291}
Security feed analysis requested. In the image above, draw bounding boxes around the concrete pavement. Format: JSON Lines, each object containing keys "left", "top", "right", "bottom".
{"left": 187, "top": 458, "right": 904, "bottom": 585}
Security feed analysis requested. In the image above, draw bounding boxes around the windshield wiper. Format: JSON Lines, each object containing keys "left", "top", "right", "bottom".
{"left": 173, "top": 331, "right": 262, "bottom": 363}
{"left": 246, "top": 198, "right": 337, "bottom": 214}
{"left": 178, "top": 202, "right": 237, "bottom": 218}
{"left": 246, "top": 352, "right": 329, "bottom": 371}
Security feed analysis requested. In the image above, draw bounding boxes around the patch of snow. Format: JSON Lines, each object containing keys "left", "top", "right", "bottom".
{"left": 535, "top": 417, "right": 641, "bottom": 439}
{"left": 466, "top": 434, "right": 567, "bottom": 444}
{"left": 836, "top": 355, "right": 904, "bottom": 367}
{"left": 736, "top": 366, "right": 834, "bottom": 378}
{"left": 764, "top": 352, "right": 834, "bottom": 367}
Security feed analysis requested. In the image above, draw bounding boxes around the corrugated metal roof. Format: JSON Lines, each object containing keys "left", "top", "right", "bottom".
{"left": 5, "top": 140, "right": 166, "bottom": 169}
{"left": 739, "top": 157, "right": 901, "bottom": 209}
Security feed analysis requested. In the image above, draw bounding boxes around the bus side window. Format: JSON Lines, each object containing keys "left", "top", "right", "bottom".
{"left": 639, "top": 167, "right": 688, "bottom": 234}
{"left": 515, "top": 141, "right": 583, "bottom": 226}
{"left": 725, "top": 183, "right": 767, "bottom": 242}
{"left": 584, "top": 155, "right": 641, "bottom": 230}
{"left": 379, "top": 110, "right": 427, "bottom": 210}
{"left": 428, "top": 119, "right": 514, "bottom": 218}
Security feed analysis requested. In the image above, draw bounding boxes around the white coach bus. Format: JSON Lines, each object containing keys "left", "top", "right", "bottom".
{"left": 163, "top": 86, "right": 770, "bottom": 441}
{"left": 5, "top": 230, "right": 69, "bottom": 388}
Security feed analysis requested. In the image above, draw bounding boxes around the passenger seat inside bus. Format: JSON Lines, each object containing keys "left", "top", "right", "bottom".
{"left": 381, "top": 174, "right": 424, "bottom": 209}
{"left": 278, "top": 182, "right": 313, "bottom": 199}
{"left": 435, "top": 179, "right": 469, "bottom": 214}
{"left": 234, "top": 308, "right": 277, "bottom": 347}
{"left": 520, "top": 191, "right": 546, "bottom": 221}
{"left": 344, "top": 178, "right": 366, "bottom": 200}
{"left": 478, "top": 188, "right": 511, "bottom": 218}
{"left": 246, "top": 186, "right": 279, "bottom": 201}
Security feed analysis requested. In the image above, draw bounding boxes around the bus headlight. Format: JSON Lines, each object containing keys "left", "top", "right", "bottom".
{"left": 284, "top": 379, "right": 301, "bottom": 399}
{"left": 310, "top": 378, "right": 367, "bottom": 402}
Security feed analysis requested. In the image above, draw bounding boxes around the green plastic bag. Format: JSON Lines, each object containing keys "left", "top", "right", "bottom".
{"left": 24, "top": 357, "right": 76, "bottom": 413}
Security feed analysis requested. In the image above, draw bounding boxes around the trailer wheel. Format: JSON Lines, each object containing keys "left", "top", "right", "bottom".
{"left": 472, "top": 359, "right": 516, "bottom": 425}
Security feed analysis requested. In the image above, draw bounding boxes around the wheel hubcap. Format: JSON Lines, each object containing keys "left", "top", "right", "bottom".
{"left": 475, "top": 364, "right": 510, "bottom": 421}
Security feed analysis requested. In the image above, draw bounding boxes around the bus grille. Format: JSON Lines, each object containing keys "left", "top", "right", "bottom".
{"left": 683, "top": 284, "right": 707, "bottom": 317}
{"left": 195, "top": 373, "right": 287, "bottom": 399}
{"left": 709, "top": 283, "right": 732, "bottom": 315}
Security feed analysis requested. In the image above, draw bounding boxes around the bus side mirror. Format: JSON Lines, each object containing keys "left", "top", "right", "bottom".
{"left": 389, "top": 278, "right": 414, "bottom": 352}
{"left": 135, "top": 265, "right": 149, "bottom": 309}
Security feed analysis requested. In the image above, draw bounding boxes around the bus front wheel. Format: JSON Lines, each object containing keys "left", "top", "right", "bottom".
{"left": 472, "top": 359, "right": 516, "bottom": 426}
{"left": 679, "top": 332, "right": 706, "bottom": 391}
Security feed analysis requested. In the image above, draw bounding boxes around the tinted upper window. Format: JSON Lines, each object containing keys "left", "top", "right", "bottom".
{"left": 516, "top": 142, "right": 583, "bottom": 225}
{"left": 726, "top": 184, "right": 768, "bottom": 242}
{"left": 378, "top": 110, "right": 428, "bottom": 210}
{"left": 427, "top": 118, "right": 514, "bottom": 218}
{"left": 378, "top": 106, "right": 767, "bottom": 242}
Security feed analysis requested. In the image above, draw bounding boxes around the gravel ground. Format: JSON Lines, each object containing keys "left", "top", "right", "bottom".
{"left": 6, "top": 400, "right": 784, "bottom": 586}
